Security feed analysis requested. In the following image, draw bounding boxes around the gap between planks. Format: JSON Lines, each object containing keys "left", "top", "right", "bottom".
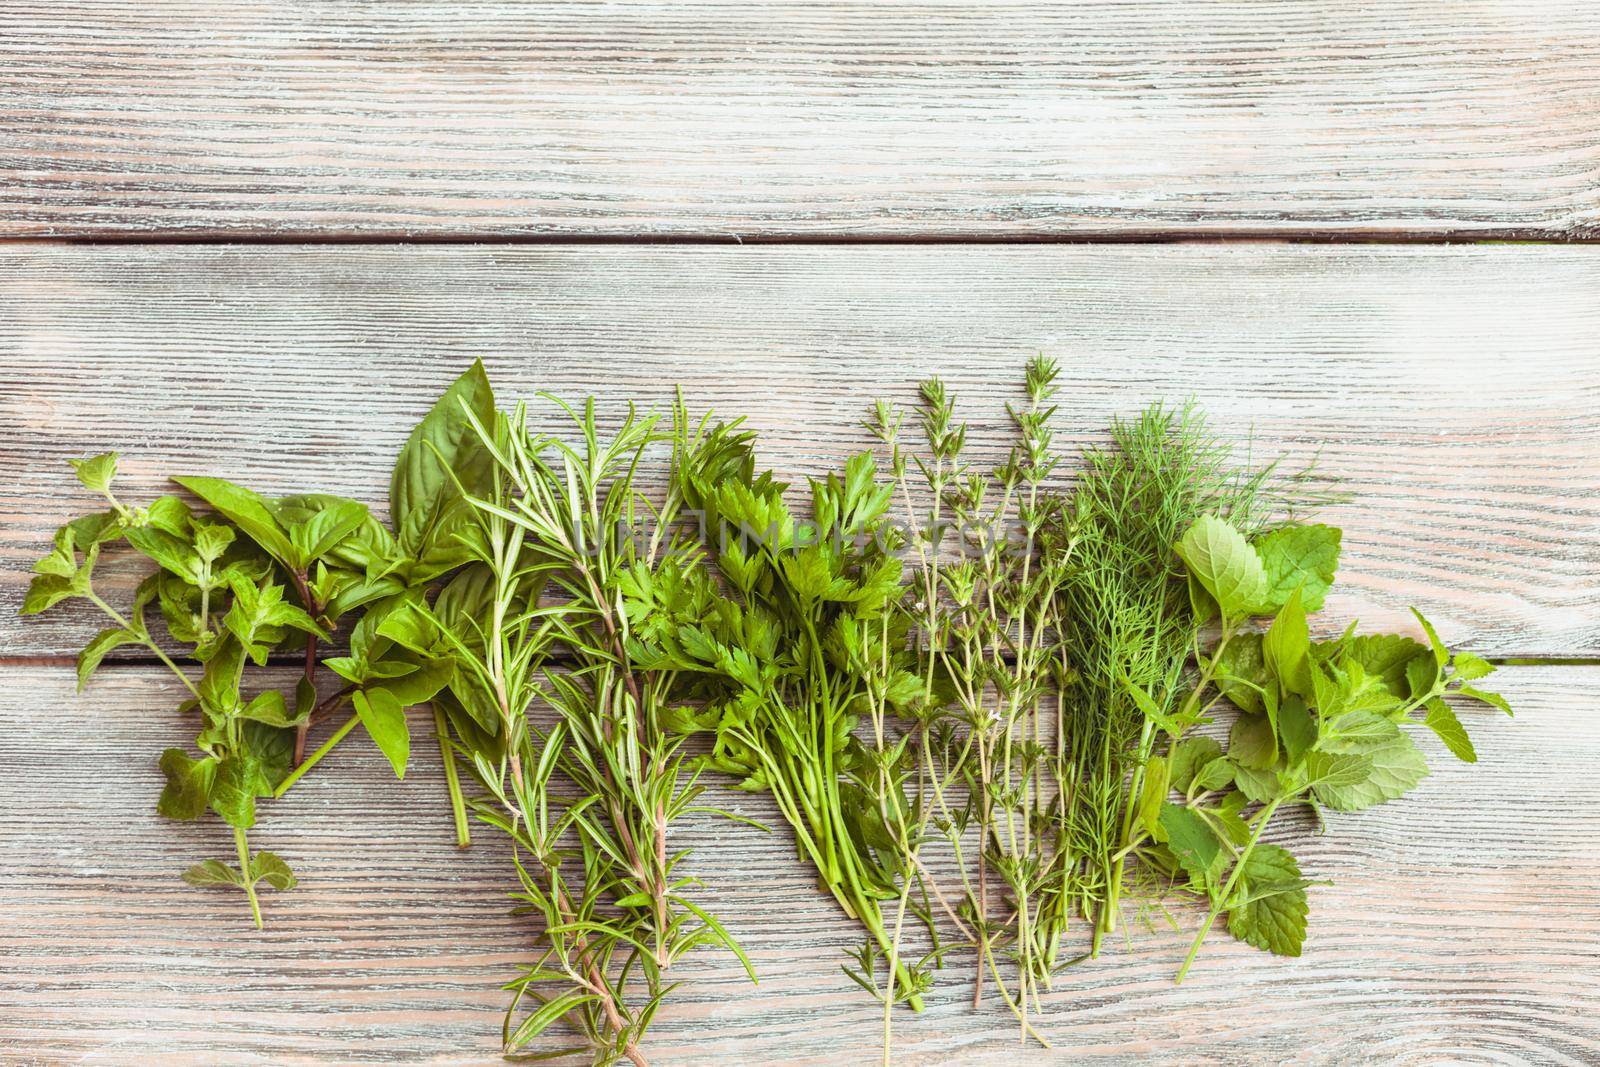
{"left": 5, "top": 232, "right": 1596, "bottom": 247}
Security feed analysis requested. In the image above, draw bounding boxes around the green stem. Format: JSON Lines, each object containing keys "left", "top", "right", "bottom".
{"left": 1175, "top": 796, "right": 1282, "bottom": 984}
{"left": 980, "top": 937, "right": 1052, "bottom": 1048}
{"left": 233, "top": 825, "right": 263, "bottom": 929}
{"left": 87, "top": 592, "right": 200, "bottom": 699}
{"left": 1103, "top": 715, "right": 1156, "bottom": 941}
{"left": 435, "top": 705, "right": 470, "bottom": 848}
{"left": 1107, "top": 626, "right": 1237, "bottom": 949}
{"left": 274, "top": 712, "right": 359, "bottom": 798}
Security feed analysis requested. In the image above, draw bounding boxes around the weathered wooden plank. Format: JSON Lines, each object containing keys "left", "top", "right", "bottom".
{"left": 2, "top": 244, "right": 1596, "bottom": 660}
{"left": 0, "top": 664, "right": 1592, "bottom": 1063}
{"left": 3, "top": 3, "right": 1599, "bottom": 239}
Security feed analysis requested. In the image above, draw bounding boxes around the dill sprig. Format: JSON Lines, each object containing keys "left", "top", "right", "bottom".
{"left": 1049, "top": 402, "right": 1279, "bottom": 955}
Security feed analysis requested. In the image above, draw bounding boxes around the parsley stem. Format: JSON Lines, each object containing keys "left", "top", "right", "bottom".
{"left": 233, "top": 825, "right": 263, "bottom": 929}
{"left": 434, "top": 705, "right": 470, "bottom": 848}
{"left": 274, "top": 712, "right": 359, "bottom": 798}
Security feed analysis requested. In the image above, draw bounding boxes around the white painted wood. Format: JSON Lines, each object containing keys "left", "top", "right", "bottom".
{"left": 2, "top": 244, "right": 1596, "bottom": 659}
{"left": 0, "top": 664, "right": 1591, "bottom": 1063}
{"left": 3, "top": 3, "right": 1599, "bottom": 238}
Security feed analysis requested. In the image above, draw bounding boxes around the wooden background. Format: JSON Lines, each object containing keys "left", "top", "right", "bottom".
{"left": 2, "top": 4, "right": 1598, "bottom": 1064}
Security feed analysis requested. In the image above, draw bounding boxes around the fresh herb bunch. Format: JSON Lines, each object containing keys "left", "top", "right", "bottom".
{"left": 20, "top": 358, "right": 1515, "bottom": 1057}
{"left": 1047, "top": 403, "right": 1289, "bottom": 956}
{"left": 860, "top": 360, "right": 1075, "bottom": 1045}
{"left": 634, "top": 415, "right": 934, "bottom": 1012}
{"left": 20, "top": 363, "right": 499, "bottom": 924}
{"left": 1148, "top": 515, "right": 1512, "bottom": 980}
{"left": 383, "top": 391, "right": 757, "bottom": 1064}
{"left": 23, "top": 463, "right": 319, "bottom": 924}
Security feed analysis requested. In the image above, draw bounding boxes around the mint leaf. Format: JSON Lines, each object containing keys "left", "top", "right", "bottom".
{"left": 250, "top": 851, "right": 298, "bottom": 891}
{"left": 242, "top": 721, "right": 292, "bottom": 790}
{"left": 192, "top": 522, "right": 235, "bottom": 563}
{"left": 1229, "top": 714, "right": 1278, "bottom": 770}
{"left": 206, "top": 726, "right": 289, "bottom": 829}
{"left": 1322, "top": 709, "right": 1401, "bottom": 749}
{"left": 70, "top": 452, "right": 119, "bottom": 494}
{"left": 209, "top": 756, "right": 262, "bottom": 829}
{"left": 1193, "top": 756, "right": 1235, "bottom": 792}
{"left": 124, "top": 526, "right": 200, "bottom": 583}
{"left": 157, "top": 749, "right": 215, "bottom": 821}
{"left": 1213, "top": 632, "right": 1268, "bottom": 714}
{"left": 1159, "top": 802, "right": 1221, "bottom": 888}
{"left": 1263, "top": 587, "right": 1312, "bottom": 698}
{"left": 1302, "top": 750, "right": 1372, "bottom": 791}
{"left": 1410, "top": 608, "right": 1449, "bottom": 668}
{"left": 1458, "top": 684, "right": 1513, "bottom": 716}
{"left": 1231, "top": 760, "right": 1283, "bottom": 804}
{"left": 77, "top": 626, "right": 143, "bottom": 691}
{"left": 1226, "top": 843, "right": 1309, "bottom": 957}
{"left": 182, "top": 859, "right": 243, "bottom": 888}
{"left": 1450, "top": 651, "right": 1495, "bottom": 682}
{"left": 1405, "top": 654, "right": 1438, "bottom": 701}
{"left": 1423, "top": 699, "right": 1477, "bottom": 762}
{"left": 1249, "top": 524, "right": 1341, "bottom": 614}
{"left": 238, "top": 690, "right": 303, "bottom": 728}
{"left": 1169, "top": 736, "right": 1224, "bottom": 792}
{"left": 22, "top": 573, "right": 79, "bottom": 615}
{"left": 1175, "top": 516, "right": 1267, "bottom": 620}
{"left": 1276, "top": 694, "right": 1316, "bottom": 768}
{"left": 1340, "top": 634, "right": 1428, "bottom": 697}
{"left": 1313, "top": 731, "right": 1429, "bottom": 811}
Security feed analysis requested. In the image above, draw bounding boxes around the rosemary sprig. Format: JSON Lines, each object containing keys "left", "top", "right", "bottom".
{"left": 393, "top": 392, "right": 757, "bottom": 1064}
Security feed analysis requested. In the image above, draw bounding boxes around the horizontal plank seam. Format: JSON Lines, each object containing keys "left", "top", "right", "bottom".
{"left": 2, "top": 231, "right": 1598, "bottom": 248}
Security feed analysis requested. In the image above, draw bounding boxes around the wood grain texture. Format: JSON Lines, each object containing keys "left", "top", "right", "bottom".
{"left": 0, "top": 663, "right": 1593, "bottom": 1064}
{"left": 2, "top": 243, "right": 1597, "bottom": 660}
{"left": 4, "top": 2, "right": 1600, "bottom": 239}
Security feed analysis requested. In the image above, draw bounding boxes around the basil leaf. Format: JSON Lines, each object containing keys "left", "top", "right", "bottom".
{"left": 175, "top": 476, "right": 297, "bottom": 569}
{"left": 390, "top": 360, "right": 495, "bottom": 580}
{"left": 354, "top": 688, "right": 410, "bottom": 780}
